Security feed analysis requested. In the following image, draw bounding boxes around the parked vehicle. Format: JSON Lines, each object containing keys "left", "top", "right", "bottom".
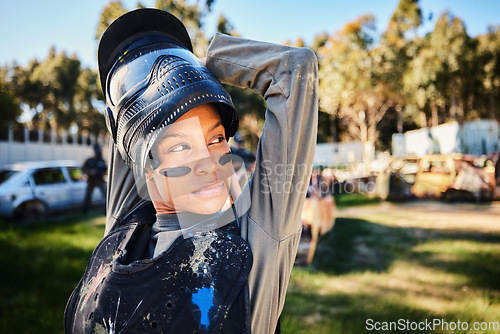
{"left": 411, "top": 154, "right": 495, "bottom": 201}
{"left": 0, "top": 160, "right": 105, "bottom": 221}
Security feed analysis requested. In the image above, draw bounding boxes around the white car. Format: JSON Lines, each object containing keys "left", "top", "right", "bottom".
{"left": 0, "top": 160, "right": 105, "bottom": 221}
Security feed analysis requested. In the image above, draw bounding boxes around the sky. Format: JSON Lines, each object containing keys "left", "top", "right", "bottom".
{"left": 1, "top": 0, "right": 500, "bottom": 69}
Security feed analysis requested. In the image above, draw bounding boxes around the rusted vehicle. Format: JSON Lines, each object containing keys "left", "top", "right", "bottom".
{"left": 375, "top": 156, "right": 420, "bottom": 201}
{"left": 411, "top": 154, "right": 495, "bottom": 201}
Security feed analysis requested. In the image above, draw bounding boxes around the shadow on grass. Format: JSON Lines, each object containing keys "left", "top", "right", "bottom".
{"left": 312, "top": 217, "right": 500, "bottom": 291}
{"left": 283, "top": 218, "right": 500, "bottom": 333}
{"left": 282, "top": 287, "right": 491, "bottom": 334}
{"left": 312, "top": 217, "right": 418, "bottom": 274}
{"left": 282, "top": 289, "right": 448, "bottom": 334}
{"left": 0, "top": 213, "right": 105, "bottom": 333}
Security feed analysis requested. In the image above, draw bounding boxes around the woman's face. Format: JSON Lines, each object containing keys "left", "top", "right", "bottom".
{"left": 146, "top": 103, "right": 232, "bottom": 215}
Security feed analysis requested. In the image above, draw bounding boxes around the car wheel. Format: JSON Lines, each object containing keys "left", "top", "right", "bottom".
{"left": 14, "top": 201, "right": 46, "bottom": 222}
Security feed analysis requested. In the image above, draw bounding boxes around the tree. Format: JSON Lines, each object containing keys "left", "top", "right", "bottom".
{"left": 10, "top": 60, "right": 43, "bottom": 115}
{"left": 318, "top": 14, "right": 396, "bottom": 169}
{"left": 0, "top": 70, "right": 21, "bottom": 137}
{"left": 403, "top": 35, "right": 448, "bottom": 127}
{"left": 29, "top": 48, "right": 82, "bottom": 131}
{"left": 477, "top": 25, "right": 500, "bottom": 120}
{"left": 96, "top": 0, "right": 215, "bottom": 56}
{"left": 95, "top": 1, "right": 128, "bottom": 40}
{"left": 404, "top": 11, "right": 479, "bottom": 126}
{"left": 74, "top": 69, "right": 107, "bottom": 136}
{"left": 216, "top": 13, "right": 238, "bottom": 36}
{"left": 428, "top": 12, "right": 471, "bottom": 123}
{"left": 381, "top": 0, "right": 422, "bottom": 131}
{"left": 6, "top": 48, "right": 107, "bottom": 137}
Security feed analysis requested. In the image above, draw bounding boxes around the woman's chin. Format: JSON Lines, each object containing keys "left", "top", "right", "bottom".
{"left": 175, "top": 188, "right": 230, "bottom": 215}
{"left": 191, "top": 196, "right": 230, "bottom": 215}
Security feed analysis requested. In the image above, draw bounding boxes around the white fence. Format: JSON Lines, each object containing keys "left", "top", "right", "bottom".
{"left": 314, "top": 141, "right": 365, "bottom": 167}
{"left": 392, "top": 120, "right": 499, "bottom": 158}
{"left": 0, "top": 127, "right": 109, "bottom": 168}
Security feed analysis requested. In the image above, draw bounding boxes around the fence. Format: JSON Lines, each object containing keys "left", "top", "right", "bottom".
{"left": 0, "top": 126, "right": 109, "bottom": 168}
{"left": 314, "top": 141, "right": 365, "bottom": 167}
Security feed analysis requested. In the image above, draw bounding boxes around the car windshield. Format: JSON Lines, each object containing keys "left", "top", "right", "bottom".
{"left": 0, "top": 169, "right": 18, "bottom": 184}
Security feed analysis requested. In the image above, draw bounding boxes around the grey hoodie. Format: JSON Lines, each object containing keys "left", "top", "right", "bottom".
{"left": 104, "top": 33, "right": 318, "bottom": 334}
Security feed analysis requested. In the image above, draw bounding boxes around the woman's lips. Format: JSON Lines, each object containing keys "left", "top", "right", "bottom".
{"left": 192, "top": 181, "right": 225, "bottom": 197}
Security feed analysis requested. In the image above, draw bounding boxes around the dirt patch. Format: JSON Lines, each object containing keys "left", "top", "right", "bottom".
{"left": 338, "top": 201, "right": 500, "bottom": 234}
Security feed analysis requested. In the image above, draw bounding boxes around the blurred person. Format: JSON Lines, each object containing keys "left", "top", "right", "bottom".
{"left": 300, "top": 168, "right": 335, "bottom": 264}
{"left": 82, "top": 144, "right": 107, "bottom": 214}
{"left": 495, "top": 150, "right": 500, "bottom": 185}
{"left": 231, "top": 132, "right": 256, "bottom": 171}
{"left": 231, "top": 132, "right": 256, "bottom": 187}
{"left": 64, "top": 8, "right": 318, "bottom": 334}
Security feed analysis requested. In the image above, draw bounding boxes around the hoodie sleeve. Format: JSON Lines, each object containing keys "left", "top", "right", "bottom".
{"left": 206, "top": 33, "right": 319, "bottom": 240}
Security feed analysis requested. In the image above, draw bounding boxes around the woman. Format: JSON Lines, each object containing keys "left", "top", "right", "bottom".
{"left": 65, "top": 8, "right": 318, "bottom": 334}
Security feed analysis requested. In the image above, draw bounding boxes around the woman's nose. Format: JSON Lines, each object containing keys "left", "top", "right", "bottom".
{"left": 193, "top": 146, "right": 217, "bottom": 175}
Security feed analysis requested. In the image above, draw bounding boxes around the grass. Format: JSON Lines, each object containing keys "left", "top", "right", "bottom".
{"left": 333, "top": 193, "right": 381, "bottom": 209}
{"left": 1, "top": 200, "right": 500, "bottom": 333}
{"left": 280, "top": 203, "right": 500, "bottom": 334}
{"left": 0, "top": 213, "right": 106, "bottom": 334}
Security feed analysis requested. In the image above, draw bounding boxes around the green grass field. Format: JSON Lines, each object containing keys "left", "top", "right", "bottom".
{"left": 1, "top": 198, "right": 499, "bottom": 333}
{"left": 0, "top": 214, "right": 106, "bottom": 333}
{"left": 282, "top": 201, "right": 500, "bottom": 334}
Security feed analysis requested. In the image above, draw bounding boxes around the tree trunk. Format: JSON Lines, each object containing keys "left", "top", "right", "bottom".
{"left": 397, "top": 105, "right": 403, "bottom": 133}
{"left": 419, "top": 111, "right": 427, "bottom": 128}
{"left": 457, "top": 95, "right": 464, "bottom": 124}
{"left": 449, "top": 80, "right": 458, "bottom": 122}
{"left": 356, "top": 110, "right": 371, "bottom": 175}
{"left": 365, "top": 120, "right": 378, "bottom": 175}
{"left": 431, "top": 102, "right": 438, "bottom": 127}
{"left": 490, "top": 92, "right": 496, "bottom": 120}
{"left": 329, "top": 115, "right": 338, "bottom": 142}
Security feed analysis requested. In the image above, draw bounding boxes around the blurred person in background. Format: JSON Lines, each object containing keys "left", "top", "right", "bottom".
{"left": 82, "top": 144, "right": 107, "bottom": 214}
{"left": 231, "top": 132, "right": 256, "bottom": 187}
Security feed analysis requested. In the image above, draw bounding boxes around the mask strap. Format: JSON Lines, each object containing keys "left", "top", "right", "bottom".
{"left": 105, "top": 107, "right": 118, "bottom": 143}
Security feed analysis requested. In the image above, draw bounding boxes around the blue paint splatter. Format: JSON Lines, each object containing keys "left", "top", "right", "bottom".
{"left": 192, "top": 286, "right": 214, "bottom": 329}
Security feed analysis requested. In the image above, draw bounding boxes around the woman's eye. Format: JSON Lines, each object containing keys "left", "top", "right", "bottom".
{"left": 170, "top": 144, "right": 190, "bottom": 152}
{"left": 210, "top": 136, "right": 226, "bottom": 145}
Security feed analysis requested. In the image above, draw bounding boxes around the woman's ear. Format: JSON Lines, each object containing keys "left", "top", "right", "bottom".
{"left": 145, "top": 166, "right": 154, "bottom": 181}
{"left": 144, "top": 166, "right": 162, "bottom": 202}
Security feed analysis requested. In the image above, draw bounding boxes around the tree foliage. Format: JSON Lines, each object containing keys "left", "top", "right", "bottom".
{"left": 1, "top": 0, "right": 500, "bottom": 156}
{"left": 316, "top": 0, "right": 500, "bottom": 159}
{"left": 3, "top": 48, "right": 104, "bottom": 136}
{"left": 0, "top": 75, "right": 20, "bottom": 136}
{"left": 318, "top": 14, "right": 397, "bottom": 165}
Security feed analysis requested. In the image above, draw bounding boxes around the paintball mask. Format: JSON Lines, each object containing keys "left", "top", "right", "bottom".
{"left": 98, "top": 8, "right": 239, "bottom": 183}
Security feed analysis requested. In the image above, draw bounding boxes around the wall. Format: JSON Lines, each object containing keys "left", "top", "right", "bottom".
{"left": 0, "top": 127, "right": 109, "bottom": 168}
